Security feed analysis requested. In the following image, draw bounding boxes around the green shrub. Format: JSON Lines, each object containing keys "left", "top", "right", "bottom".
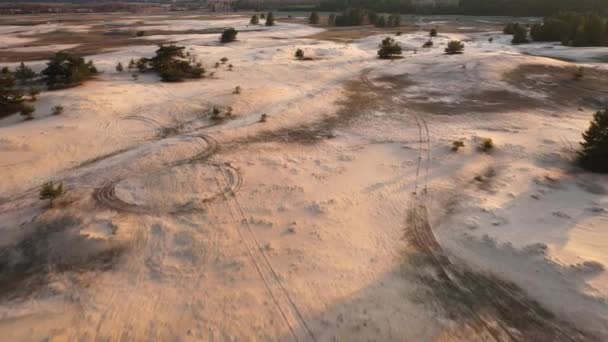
{"left": 309, "top": 11, "right": 320, "bottom": 24}
{"left": 579, "top": 108, "right": 608, "bottom": 173}
{"left": 503, "top": 22, "right": 520, "bottom": 34}
{"left": 116, "top": 62, "right": 124, "bottom": 72}
{"left": 52, "top": 105, "right": 64, "bottom": 115}
{"left": 295, "top": 49, "right": 305, "bottom": 59}
{"left": 377, "top": 37, "right": 402, "bottom": 59}
{"left": 573, "top": 66, "right": 584, "bottom": 80}
{"left": 445, "top": 40, "right": 465, "bottom": 54}
{"left": 511, "top": 25, "right": 529, "bottom": 44}
{"left": 20, "top": 104, "right": 35, "bottom": 120}
{"left": 134, "top": 44, "right": 204, "bottom": 82}
{"left": 39, "top": 181, "right": 63, "bottom": 207}
{"left": 0, "top": 68, "right": 25, "bottom": 116}
{"left": 422, "top": 40, "right": 433, "bottom": 48}
{"left": 250, "top": 15, "right": 259, "bottom": 25}
{"left": 430, "top": 28, "right": 438, "bottom": 37}
{"left": 42, "top": 52, "right": 98, "bottom": 89}
{"left": 479, "top": 138, "right": 494, "bottom": 152}
{"left": 265, "top": 12, "right": 275, "bottom": 26}
{"left": 221, "top": 28, "right": 238, "bottom": 43}
{"left": 452, "top": 140, "right": 465, "bottom": 151}
{"left": 15, "top": 62, "right": 36, "bottom": 83}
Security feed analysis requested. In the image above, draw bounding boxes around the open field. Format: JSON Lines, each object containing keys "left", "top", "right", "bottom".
{"left": 1, "top": 11, "right": 607, "bottom": 341}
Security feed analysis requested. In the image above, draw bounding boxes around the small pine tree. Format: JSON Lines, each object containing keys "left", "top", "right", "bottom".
{"left": 250, "top": 15, "right": 259, "bottom": 25}
{"left": 234, "top": 86, "right": 241, "bottom": 94}
{"left": 377, "top": 37, "right": 402, "bottom": 59}
{"left": 579, "top": 108, "right": 608, "bottom": 173}
{"left": 20, "top": 104, "right": 35, "bottom": 120}
{"left": 445, "top": 40, "right": 465, "bottom": 54}
{"left": 452, "top": 140, "right": 465, "bottom": 151}
{"left": 52, "top": 105, "right": 64, "bottom": 115}
{"left": 15, "top": 62, "right": 36, "bottom": 83}
{"left": 309, "top": 11, "right": 320, "bottom": 25}
{"left": 511, "top": 25, "right": 529, "bottom": 44}
{"left": 116, "top": 62, "right": 124, "bottom": 72}
{"left": 430, "top": 28, "right": 438, "bottom": 37}
{"left": 221, "top": 28, "right": 238, "bottom": 43}
{"left": 573, "top": 66, "right": 584, "bottom": 80}
{"left": 479, "top": 138, "right": 494, "bottom": 152}
{"left": 295, "top": 49, "right": 305, "bottom": 59}
{"left": 128, "top": 59, "right": 136, "bottom": 69}
{"left": 266, "top": 12, "right": 275, "bottom": 26}
{"left": 39, "top": 181, "right": 63, "bottom": 207}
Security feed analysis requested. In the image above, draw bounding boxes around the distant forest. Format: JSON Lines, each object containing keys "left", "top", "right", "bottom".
{"left": 234, "top": 0, "right": 608, "bottom": 17}
{"left": 316, "top": 0, "right": 608, "bottom": 16}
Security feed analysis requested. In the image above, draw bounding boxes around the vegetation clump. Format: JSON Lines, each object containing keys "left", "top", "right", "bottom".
{"left": 42, "top": 52, "right": 98, "bottom": 89}
{"left": 52, "top": 105, "right": 64, "bottom": 115}
{"left": 430, "top": 28, "right": 438, "bottom": 37}
{"left": 503, "top": 22, "right": 522, "bottom": 35}
{"left": 511, "top": 24, "right": 529, "bottom": 44}
{"left": 265, "top": 12, "right": 275, "bottom": 26}
{"left": 295, "top": 48, "right": 305, "bottom": 59}
{"left": 15, "top": 62, "right": 36, "bottom": 83}
{"left": 377, "top": 37, "right": 402, "bottom": 59}
{"left": 0, "top": 68, "right": 26, "bottom": 116}
{"left": 20, "top": 104, "right": 35, "bottom": 120}
{"left": 116, "top": 62, "right": 124, "bottom": 72}
{"left": 250, "top": 14, "right": 259, "bottom": 25}
{"left": 309, "top": 11, "right": 320, "bottom": 24}
{"left": 135, "top": 44, "right": 204, "bottom": 82}
{"left": 452, "top": 140, "right": 465, "bottom": 151}
{"left": 530, "top": 12, "right": 606, "bottom": 47}
{"left": 39, "top": 181, "right": 63, "bottom": 207}
{"left": 422, "top": 40, "right": 434, "bottom": 48}
{"left": 445, "top": 40, "right": 465, "bottom": 54}
{"left": 579, "top": 108, "right": 608, "bottom": 173}
{"left": 479, "top": 138, "right": 494, "bottom": 152}
{"left": 573, "top": 66, "right": 585, "bottom": 80}
{"left": 221, "top": 28, "right": 238, "bottom": 43}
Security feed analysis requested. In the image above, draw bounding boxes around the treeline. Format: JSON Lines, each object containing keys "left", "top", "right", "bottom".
{"left": 505, "top": 12, "right": 607, "bottom": 46}
{"left": 325, "top": 8, "right": 401, "bottom": 27}
{"left": 531, "top": 12, "right": 607, "bottom": 46}
{"left": 317, "top": 0, "right": 608, "bottom": 17}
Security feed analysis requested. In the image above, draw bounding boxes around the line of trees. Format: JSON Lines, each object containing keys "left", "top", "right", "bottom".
{"left": 316, "top": 0, "right": 607, "bottom": 16}
{"left": 505, "top": 12, "right": 607, "bottom": 47}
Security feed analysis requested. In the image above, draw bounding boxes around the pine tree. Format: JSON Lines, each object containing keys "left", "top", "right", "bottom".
{"left": 39, "top": 181, "right": 64, "bottom": 207}
{"left": 511, "top": 25, "right": 529, "bottom": 44}
{"left": 116, "top": 62, "right": 124, "bottom": 72}
{"left": 445, "top": 40, "right": 465, "bottom": 54}
{"left": 265, "top": 12, "right": 275, "bottom": 26}
{"left": 250, "top": 14, "right": 259, "bottom": 25}
{"left": 579, "top": 108, "right": 608, "bottom": 173}
{"left": 15, "top": 62, "right": 36, "bottom": 83}
{"left": 377, "top": 37, "right": 402, "bottom": 59}
{"left": 309, "top": 11, "right": 320, "bottom": 25}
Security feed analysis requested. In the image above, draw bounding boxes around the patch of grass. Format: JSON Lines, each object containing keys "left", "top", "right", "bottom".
{"left": 452, "top": 140, "right": 465, "bottom": 151}
{"left": 479, "top": 138, "right": 494, "bottom": 153}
